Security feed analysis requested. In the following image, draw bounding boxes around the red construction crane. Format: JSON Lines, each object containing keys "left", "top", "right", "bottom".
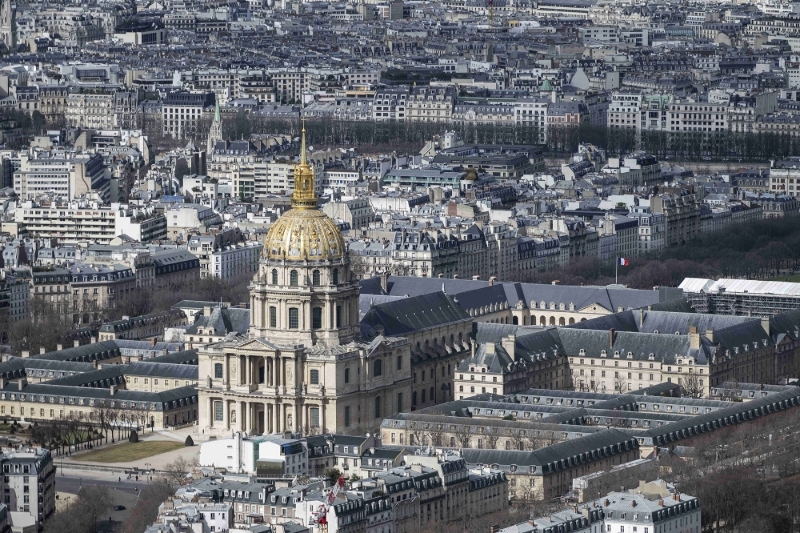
{"left": 312, "top": 476, "right": 345, "bottom": 533}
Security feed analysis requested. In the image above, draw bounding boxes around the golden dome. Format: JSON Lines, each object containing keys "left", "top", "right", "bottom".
{"left": 262, "top": 120, "right": 345, "bottom": 262}
{"left": 263, "top": 208, "right": 345, "bottom": 261}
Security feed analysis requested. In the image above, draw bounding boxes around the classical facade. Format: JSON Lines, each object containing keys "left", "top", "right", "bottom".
{"left": 198, "top": 125, "right": 412, "bottom": 437}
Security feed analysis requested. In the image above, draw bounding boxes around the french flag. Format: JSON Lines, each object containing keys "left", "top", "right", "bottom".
{"left": 618, "top": 258, "right": 629, "bottom": 266}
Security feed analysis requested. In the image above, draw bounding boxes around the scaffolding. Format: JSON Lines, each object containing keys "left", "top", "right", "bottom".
{"left": 680, "top": 278, "right": 800, "bottom": 317}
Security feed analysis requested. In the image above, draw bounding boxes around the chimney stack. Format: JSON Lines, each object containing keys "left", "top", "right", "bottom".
{"left": 705, "top": 330, "right": 714, "bottom": 343}
{"left": 486, "top": 342, "right": 495, "bottom": 355}
{"left": 609, "top": 328, "right": 615, "bottom": 349}
{"left": 380, "top": 271, "right": 389, "bottom": 293}
{"left": 761, "top": 317, "right": 770, "bottom": 336}
{"left": 57, "top": 344, "right": 63, "bottom": 351}
{"left": 74, "top": 340, "right": 80, "bottom": 347}
{"left": 489, "top": 276, "right": 496, "bottom": 286}
{"left": 20, "top": 351, "right": 29, "bottom": 358}
{"left": 689, "top": 327, "right": 700, "bottom": 349}
{"left": 470, "top": 338, "right": 476, "bottom": 358}
{"left": 90, "top": 336, "right": 96, "bottom": 344}
{"left": 151, "top": 337, "right": 158, "bottom": 347}
{"left": 501, "top": 335, "right": 516, "bottom": 360}
{"left": 109, "top": 385, "right": 117, "bottom": 395}
{"left": 39, "top": 347, "right": 46, "bottom": 354}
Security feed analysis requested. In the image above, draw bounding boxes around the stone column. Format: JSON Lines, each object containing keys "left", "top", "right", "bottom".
{"left": 207, "top": 397, "right": 214, "bottom": 429}
{"left": 222, "top": 399, "right": 229, "bottom": 430}
{"left": 273, "top": 403, "right": 279, "bottom": 433}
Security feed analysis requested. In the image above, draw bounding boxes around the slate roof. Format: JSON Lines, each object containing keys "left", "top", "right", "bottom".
{"left": 34, "top": 341, "right": 121, "bottom": 362}
{"left": 44, "top": 366, "right": 126, "bottom": 387}
{"left": 149, "top": 349, "right": 199, "bottom": 365}
{"left": 461, "top": 428, "right": 637, "bottom": 473}
{"left": 125, "top": 362, "right": 199, "bottom": 380}
{"left": 0, "top": 357, "right": 96, "bottom": 379}
{"left": 638, "top": 311, "right": 754, "bottom": 335}
{"left": 186, "top": 306, "right": 250, "bottom": 336}
{"left": 360, "top": 292, "right": 470, "bottom": 338}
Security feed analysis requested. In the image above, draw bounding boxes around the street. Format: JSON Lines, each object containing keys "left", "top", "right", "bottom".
{"left": 54, "top": 471, "right": 153, "bottom": 532}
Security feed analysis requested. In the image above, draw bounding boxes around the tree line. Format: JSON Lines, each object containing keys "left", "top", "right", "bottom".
{"left": 1, "top": 271, "right": 253, "bottom": 355}
{"left": 176, "top": 111, "right": 800, "bottom": 162}
{"left": 521, "top": 214, "right": 800, "bottom": 289}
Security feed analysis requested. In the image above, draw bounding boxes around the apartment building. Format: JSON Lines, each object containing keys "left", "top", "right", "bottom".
{"left": 161, "top": 91, "right": 215, "bottom": 139}
{"left": 406, "top": 86, "right": 455, "bottom": 123}
{"left": 65, "top": 90, "right": 115, "bottom": 129}
{"left": 13, "top": 201, "right": 118, "bottom": 245}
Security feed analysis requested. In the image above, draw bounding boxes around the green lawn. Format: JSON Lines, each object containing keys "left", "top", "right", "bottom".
{"left": 768, "top": 274, "right": 800, "bottom": 283}
{"left": 72, "top": 441, "right": 184, "bottom": 463}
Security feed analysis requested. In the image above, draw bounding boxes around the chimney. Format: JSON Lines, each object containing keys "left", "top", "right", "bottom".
{"left": 93, "top": 360, "right": 98, "bottom": 368}
{"left": 57, "top": 344, "right": 63, "bottom": 351}
{"left": 20, "top": 351, "right": 29, "bottom": 358}
{"left": 705, "top": 330, "right": 714, "bottom": 343}
{"left": 486, "top": 342, "right": 495, "bottom": 355}
{"left": 658, "top": 499, "right": 664, "bottom": 507}
{"left": 501, "top": 335, "right": 516, "bottom": 360}
{"left": 604, "top": 499, "right": 610, "bottom": 507}
{"left": 551, "top": 280, "right": 560, "bottom": 285}
{"left": 472, "top": 275, "right": 480, "bottom": 280}
{"left": 632, "top": 500, "right": 637, "bottom": 508}
{"left": 689, "top": 327, "right": 700, "bottom": 349}
{"left": 74, "top": 340, "right": 80, "bottom": 347}
{"left": 380, "top": 271, "right": 389, "bottom": 293}
{"left": 470, "top": 339, "right": 476, "bottom": 358}
{"left": 609, "top": 329, "right": 615, "bottom": 349}
{"left": 39, "top": 346, "right": 46, "bottom": 354}
{"left": 639, "top": 308, "right": 644, "bottom": 328}
{"left": 109, "top": 385, "right": 117, "bottom": 395}
{"left": 489, "top": 276, "right": 496, "bottom": 286}
{"left": 151, "top": 337, "right": 158, "bottom": 347}
{"left": 437, "top": 273, "right": 443, "bottom": 278}
{"left": 90, "top": 336, "right": 96, "bottom": 344}
{"left": 204, "top": 306, "right": 212, "bottom": 317}
{"left": 18, "top": 378, "right": 27, "bottom": 390}
{"left": 761, "top": 317, "right": 770, "bottom": 336}
{"left": 673, "top": 493, "right": 680, "bottom": 501}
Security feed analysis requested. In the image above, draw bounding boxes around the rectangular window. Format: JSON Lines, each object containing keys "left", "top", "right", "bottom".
{"left": 344, "top": 406, "right": 351, "bottom": 427}
{"left": 312, "top": 307, "right": 322, "bottom": 329}
{"left": 214, "top": 364, "right": 223, "bottom": 379}
{"left": 269, "top": 306, "right": 277, "bottom": 328}
{"left": 310, "top": 407, "right": 320, "bottom": 428}
{"left": 289, "top": 308, "right": 299, "bottom": 329}
{"left": 214, "top": 401, "right": 224, "bottom": 422}
{"left": 310, "top": 369, "right": 319, "bottom": 385}
{"left": 397, "top": 392, "right": 403, "bottom": 411}
{"left": 335, "top": 305, "right": 342, "bottom": 327}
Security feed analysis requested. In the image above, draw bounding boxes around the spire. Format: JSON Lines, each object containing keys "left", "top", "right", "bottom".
{"left": 214, "top": 97, "right": 221, "bottom": 124}
{"left": 291, "top": 117, "right": 317, "bottom": 210}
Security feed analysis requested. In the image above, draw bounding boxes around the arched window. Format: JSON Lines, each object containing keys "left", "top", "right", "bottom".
{"left": 312, "top": 269, "right": 321, "bottom": 286}
{"left": 271, "top": 269, "right": 278, "bottom": 285}
{"left": 374, "top": 359, "right": 383, "bottom": 377}
{"left": 397, "top": 356, "right": 403, "bottom": 370}
{"left": 290, "top": 270, "right": 299, "bottom": 286}
{"left": 374, "top": 396, "right": 381, "bottom": 419}
{"left": 512, "top": 316, "right": 519, "bottom": 325}
{"left": 310, "top": 369, "right": 320, "bottom": 385}
{"left": 312, "top": 307, "right": 322, "bottom": 329}
{"left": 430, "top": 386, "right": 435, "bottom": 402}
{"left": 214, "top": 363, "right": 223, "bottom": 379}
{"left": 332, "top": 268, "right": 339, "bottom": 285}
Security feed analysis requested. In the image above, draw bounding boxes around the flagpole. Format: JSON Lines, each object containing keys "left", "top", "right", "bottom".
{"left": 615, "top": 256, "right": 618, "bottom": 285}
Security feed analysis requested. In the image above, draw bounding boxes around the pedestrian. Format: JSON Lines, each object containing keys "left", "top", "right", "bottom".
{"left": 135, "top": 475, "right": 138, "bottom": 481}
{"left": 118, "top": 477, "right": 121, "bottom": 483}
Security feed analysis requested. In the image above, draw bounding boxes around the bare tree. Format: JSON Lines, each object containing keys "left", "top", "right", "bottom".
{"left": 614, "top": 375, "right": 628, "bottom": 394}
{"left": 683, "top": 372, "right": 704, "bottom": 398}
{"left": 162, "top": 457, "right": 198, "bottom": 486}
{"left": 453, "top": 423, "right": 472, "bottom": 449}
{"left": 408, "top": 422, "right": 426, "bottom": 446}
{"left": 425, "top": 423, "right": 446, "bottom": 447}
{"left": 484, "top": 427, "right": 500, "bottom": 449}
